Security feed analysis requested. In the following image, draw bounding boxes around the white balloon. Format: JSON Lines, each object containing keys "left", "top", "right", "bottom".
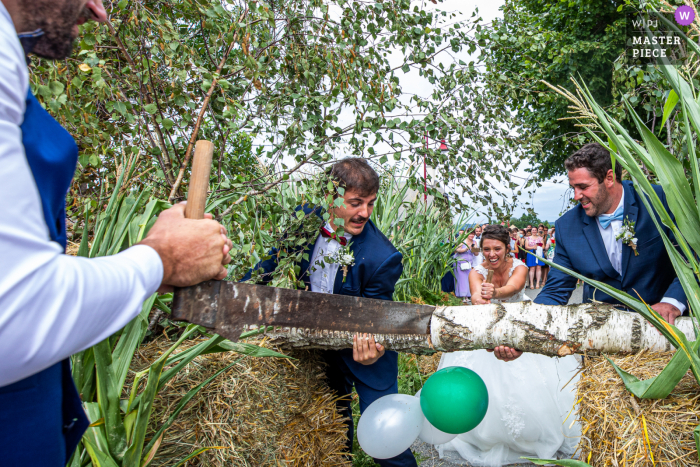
{"left": 413, "top": 389, "right": 458, "bottom": 445}
{"left": 357, "top": 394, "right": 424, "bottom": 459}
{"left": 418, "top": 416, "right": 458, "bottom": 445}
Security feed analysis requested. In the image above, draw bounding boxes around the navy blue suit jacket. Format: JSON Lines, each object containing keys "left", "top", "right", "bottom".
{"left": 240, "top": 205, "right": 403, "bottom": 390}
{"left": 535, "top": 181, "right": 687, "bottom": 308}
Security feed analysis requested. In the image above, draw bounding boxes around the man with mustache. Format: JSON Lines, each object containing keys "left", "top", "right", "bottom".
{"left": 241, "top": 158, "right": 416, "bottom": 467}
{"left": 0, "top": 0, "right": 232, "bottom": 463}
{"left": 494, "top": 142, "right": 687, "bottom": 361}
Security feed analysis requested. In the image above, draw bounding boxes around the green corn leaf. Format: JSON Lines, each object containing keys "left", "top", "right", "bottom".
{"left": 78, "top": 203, "right": 91, "bottom": 258}
{"left": 156, "top": 334, "right": 226, "bottom": 391}
{"left": 93, "top": 338, "right": 128, "bottom": 461}
{"left": 695, "top": 424, "right": 700, "bottom": 463}
{"left": 67, "top": 447, "right": 82, "bottom": 467}
{"left": 202, "top": 339, "right": 292, "bottom": 358}
{"left": 83, "top": 435, "right": 120, "bottom": 467}
{"left": 522, "top": 459, "right": 590, "bottom": 466}
{"left": 623, "top": 97, "right": 700, "bottom": 256}
{"left": 136, "top": 199, "right": 171, "bottom": 242}
{"left": 83, "top": 402, "right": 117, "bottom": 467}
{"left": 141, "top": 357, "right": 244, "bottom": 464}
{"left": 659, "top": 90, "right": 679, "bottom": 136}
{"left": 122, "top": 324, "right": 201, "bottom": 467}
{"left": 72, "top": 346, "right": 96, "bottom": 401}
{"left": 111, "top": 293, "right": 157, "bottom": 396}
{"left": 605, "top": 352, "right": 690, "bottom": 399}
{"left": 108, "top": 193, "right": 149, "bottom": 256}
{"left": 170, "top": 447, "right": 229, "bottom": 467}
{"left": 124, "top": 409, "right": 137, "bottom": 445}
{"left": 678, "top": 96, "right": 700, "bottom": 214}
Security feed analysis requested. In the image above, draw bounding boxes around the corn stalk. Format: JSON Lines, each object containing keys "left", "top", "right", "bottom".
{"left": 371, "top": 166, "right": 472, "bottom": 303}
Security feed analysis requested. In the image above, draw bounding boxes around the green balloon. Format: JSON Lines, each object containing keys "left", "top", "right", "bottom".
{"left": 419, "top": 366, "right": 488, "bottom": 434}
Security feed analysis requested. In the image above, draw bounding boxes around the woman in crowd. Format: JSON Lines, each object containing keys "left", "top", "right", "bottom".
{"left": 453, "top": 229, "right": 479, "bottom": 303}
{"left": 523, "top": 227, "right": 545, "bottom": 289}
{"left": 545, "top": 227, "right": 556, "bottom": 264}
{"left": 538, "top": 225, "right": 550, "bottom": 287}
{"left": 509, "top": 227, "right": 519, "bottom": 258}
{"left": 435, "top": 225, "right": 580, "bottom": 466}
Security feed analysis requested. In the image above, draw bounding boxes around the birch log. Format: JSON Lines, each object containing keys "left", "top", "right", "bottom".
{"left": 258, "top": 302, "right": 696, "bottom": 357}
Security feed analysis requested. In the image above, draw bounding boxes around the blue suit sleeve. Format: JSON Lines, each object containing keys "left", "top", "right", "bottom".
{"left": 533, "top": 223, "right": 577, "bottom": 306}
{"left": 362, "top": 251, "right": 403, "bottom": 301}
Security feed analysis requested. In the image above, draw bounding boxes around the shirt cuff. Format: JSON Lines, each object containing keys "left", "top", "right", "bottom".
{"left": 117, "top": 244, "right": 164, "bottom": 295}
{"left": 660, "top": 297, "right": 686, "bottom": 314}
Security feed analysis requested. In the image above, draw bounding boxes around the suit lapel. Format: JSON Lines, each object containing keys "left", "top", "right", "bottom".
{"left": 621, "top": 182, "right": 638, "bottom": 281}
{"left": 582, "top": 212, "right": 620, "bottom": 280}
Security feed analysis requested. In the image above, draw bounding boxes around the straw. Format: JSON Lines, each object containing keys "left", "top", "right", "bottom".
{"left": 577, "top": 351, "right": 700, "bottom": 466}
{"left": 126, "top": 338, "right": 351, "bottom": 466}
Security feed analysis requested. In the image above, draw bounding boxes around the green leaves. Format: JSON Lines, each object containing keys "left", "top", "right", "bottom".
{"left": 523, "top": 459, "right": 591, "bottom": 467}
{"left": 659, "top": 90, "right": 679, "bottom": 134}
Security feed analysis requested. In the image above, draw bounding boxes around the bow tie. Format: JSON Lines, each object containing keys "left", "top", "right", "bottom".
{"left": 598, "top": 205, "right": 624, "bottom": 229}
{"left": 320, "top": 226, "right": 348, "bottom": 246}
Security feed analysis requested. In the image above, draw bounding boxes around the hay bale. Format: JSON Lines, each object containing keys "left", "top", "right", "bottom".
{"left": 128, "top": 338, "right": 351, "bottom": 467}
{"left": 577, "top": 351, "right": 700, "bottom": 466}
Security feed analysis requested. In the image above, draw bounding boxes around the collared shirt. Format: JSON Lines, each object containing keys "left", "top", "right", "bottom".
{"left": 0, "top": 5, "right": 163, "bottom": 387}
{"left": 308, "top": 222, "right": 352, "bottom": 294}
{"left": 596, "top": 191, "right": 625, "bottom": 275}
{"left": 595, "top": 189, "right": 685, "bottom": 313}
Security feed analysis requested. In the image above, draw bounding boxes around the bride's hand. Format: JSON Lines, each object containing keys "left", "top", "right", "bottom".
{"left": 481, "top": 282, "right": 495, "bottom": 301}
{"left": 471, "top": 296, "right": 490, "bottom": 305}
{"left": 487, "top": 345, "right": 523, "bottom": 362}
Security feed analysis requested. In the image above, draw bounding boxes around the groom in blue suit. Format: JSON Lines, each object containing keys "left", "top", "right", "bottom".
{"left": 241, "top": 158, "right": 416, "bottom": 467}
{"left": 496, "top": 143, "right": 688, "bottom": 362}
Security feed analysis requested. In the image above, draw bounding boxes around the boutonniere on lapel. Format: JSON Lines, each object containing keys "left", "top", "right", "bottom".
{"left": 615, "top": 218, "right": 638, "bottom": 256}
{"left": 332, "top": 244, "right": 355, "bottom": 282}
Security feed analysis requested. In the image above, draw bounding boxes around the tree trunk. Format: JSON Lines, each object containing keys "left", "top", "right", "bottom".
{"left": 258, "top": 302, "right": 696, "bottom": 357}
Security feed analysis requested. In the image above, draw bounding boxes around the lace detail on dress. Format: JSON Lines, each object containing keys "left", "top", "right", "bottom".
{"left": 501, "top": 399, "right": 526, "bottom": 438}
{"left": 473, "top": 258, "right": 527, "bottom": 303}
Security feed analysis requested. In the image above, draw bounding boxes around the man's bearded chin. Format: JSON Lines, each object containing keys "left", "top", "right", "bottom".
{"left": 25, "top": 3, "right": 88, "bottom": 60}
{"left": 31, "top": 29, "right": 77, "bottom": 60}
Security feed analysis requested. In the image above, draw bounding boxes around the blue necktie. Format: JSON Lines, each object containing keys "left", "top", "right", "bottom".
{"left": 598, "top": 205, "right": 624, "bottom": 229}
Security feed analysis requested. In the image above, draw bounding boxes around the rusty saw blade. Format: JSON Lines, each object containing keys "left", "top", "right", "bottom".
{"left": 171, "top": 281, "right": 435, "bottom": 342}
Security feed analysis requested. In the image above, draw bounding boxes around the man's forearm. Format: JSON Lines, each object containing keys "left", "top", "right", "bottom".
{"left": 0, "top": 246, "right": 162, "bottom": 387}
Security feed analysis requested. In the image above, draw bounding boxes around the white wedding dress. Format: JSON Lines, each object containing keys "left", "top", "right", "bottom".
{"left": 434, "top": 259, "right": 581, "bottom": 466}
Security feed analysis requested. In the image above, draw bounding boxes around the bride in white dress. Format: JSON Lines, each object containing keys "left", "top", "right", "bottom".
{"left": 434, "top": 225, "right": 581, "bottom": 466}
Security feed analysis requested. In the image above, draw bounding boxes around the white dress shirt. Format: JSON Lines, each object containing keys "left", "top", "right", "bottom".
{"left": 0, "top": 5, "right": 163, "bottom": 387}
{"left": 309, "top": 223, "right": 352, "bottom": 294}
{"left": 596, "top": 190, "right": 685, "bottom": 313}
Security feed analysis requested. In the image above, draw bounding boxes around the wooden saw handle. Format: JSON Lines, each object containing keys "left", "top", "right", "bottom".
{"left": 184, "top": 140, "right": 215, "bottom": 220}
{"left": 485, "top": 269, "right": 494, "bottom": 284}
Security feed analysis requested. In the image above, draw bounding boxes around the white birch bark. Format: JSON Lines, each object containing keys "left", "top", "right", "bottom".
{"left": 258, "top": 302, "right": 696, "bottom": 357}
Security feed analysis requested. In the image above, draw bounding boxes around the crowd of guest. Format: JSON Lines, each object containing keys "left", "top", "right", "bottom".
{"left": 451, "top": 222, "right": 557, "bottom": 302}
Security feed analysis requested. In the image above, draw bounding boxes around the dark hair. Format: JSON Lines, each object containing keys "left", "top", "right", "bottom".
{"left": 481, "top": 225, "right": 511, "bottom": 251}
{"left": 330, "top": 158, "right": 380, "bottom": 197}
{"left": 565, "top": 142, "right": 622, "bottom": 183}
